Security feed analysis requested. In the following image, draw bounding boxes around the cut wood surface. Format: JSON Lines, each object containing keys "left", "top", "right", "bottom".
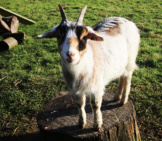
{"left": 0, "top": 19, "right": 10, "bottom": 34}
{"left": 37, "top": 91, "right": 141, "bottom": 141}
{"left": 0, "top": 37, "right": 18, "bottom": 51}
{"left": 0, "top": 6, "right": 35, "bottom": 25}
{"left": 2, "top": 16, "right": 19, "bottom": 33}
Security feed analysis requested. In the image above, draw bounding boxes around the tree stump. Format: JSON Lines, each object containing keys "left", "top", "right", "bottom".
{"left": 37, "top": 91, "right": 141, "bottom": 141}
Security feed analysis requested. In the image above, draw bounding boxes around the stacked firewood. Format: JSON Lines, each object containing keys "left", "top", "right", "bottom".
{"left": 0, "top": 15, "right": 25, "bottom": 51}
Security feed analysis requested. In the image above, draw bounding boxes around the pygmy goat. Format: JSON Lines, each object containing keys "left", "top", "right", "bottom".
{"left": 37, "top": 4, "right": 140, "bottom": 131}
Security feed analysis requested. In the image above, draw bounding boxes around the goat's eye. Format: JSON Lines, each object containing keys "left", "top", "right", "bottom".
{"left": 79, "top": 39, "right": 86, "bottom": 51}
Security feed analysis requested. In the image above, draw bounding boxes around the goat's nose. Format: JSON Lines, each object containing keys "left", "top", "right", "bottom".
{"left": 67, "top": 51, "right": 75, "bottom": 58}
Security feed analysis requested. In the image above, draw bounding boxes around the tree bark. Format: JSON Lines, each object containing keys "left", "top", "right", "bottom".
{"left": 37, "top": 91, "right": 141, "bottom": 141}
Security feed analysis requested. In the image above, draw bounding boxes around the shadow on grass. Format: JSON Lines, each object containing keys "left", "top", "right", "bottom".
{"left": 0, "top": 132, "right": 41, "bottom": 141}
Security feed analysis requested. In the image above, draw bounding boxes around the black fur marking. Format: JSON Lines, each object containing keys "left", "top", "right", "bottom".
{"left": 92, "top": 18, "right": 110, "bottom": 31}
{"left": 79, "top": 39, "right": 87, "bottom": 51}
{"left": 56, "top": 25, "right": 68, "bottom": 46}
{"left": 76, "top": 26, "right": 85, "bottom": 39}
{"left": 92, "top": 18, "right": 119, "bottom": 31}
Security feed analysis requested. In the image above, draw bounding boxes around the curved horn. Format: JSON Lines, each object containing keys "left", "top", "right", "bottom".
{"left": 58, "top": 4, "right": 67, "bottom": 22}
{"left": 77, "top": 5, "right": 87, "bottom": 25}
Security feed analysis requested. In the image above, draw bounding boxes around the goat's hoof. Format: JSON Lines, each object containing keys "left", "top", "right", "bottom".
{"left": 96, "top": 127, "right": 101, "bottom": 131}
{"left": 93, "top": 123, "right": 102, "bottom": 131}
{"left": 120, "top": 100, "right": 127, "bottom": 106}
{"left": 79, "top": 122, "right": 86, "bottom": 129}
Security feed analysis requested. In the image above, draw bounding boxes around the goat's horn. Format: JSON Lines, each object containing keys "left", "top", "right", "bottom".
{"left": 77, "top": 5, "right": 87, "bottom": 24}
{"left": 58, "top": 4, "right": 67, "bottom": 22}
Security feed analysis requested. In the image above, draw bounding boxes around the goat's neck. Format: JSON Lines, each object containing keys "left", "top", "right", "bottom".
{"left": 61, "top": 44, "right": 94, "bottom": 91}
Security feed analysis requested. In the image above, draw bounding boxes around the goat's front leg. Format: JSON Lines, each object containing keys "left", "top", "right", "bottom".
{"left": 73, "top": 95, "right": 87, "bottom": 129}
{"left": 90, "top": 94, "right": 103, "bottom": 131}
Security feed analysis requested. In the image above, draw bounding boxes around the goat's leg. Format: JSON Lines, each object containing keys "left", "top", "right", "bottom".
{"left": 121, "top": 72, "right": 133, "bottom": 105}
{"left": 114, "top": 76, "right": 125, "bottom": 102}
{"left": 73, "top": 95, "right": 87, "bottom": 129}
{"left": 90, "top": 94, "right": 103, "bottom": 131}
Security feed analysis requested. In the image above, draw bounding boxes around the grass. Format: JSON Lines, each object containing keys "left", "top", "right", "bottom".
{"left": 0, "top": 0, "right": 161, "bottom": 140}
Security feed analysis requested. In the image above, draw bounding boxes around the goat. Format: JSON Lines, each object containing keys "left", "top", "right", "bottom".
{"left": 37, "top": 4, "right": 140, "bottom": 131}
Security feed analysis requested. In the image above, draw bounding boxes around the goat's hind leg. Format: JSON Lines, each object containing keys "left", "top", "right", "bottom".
{"left": 73, "top": 95, "right": 87, "bottom": 129}
{"left": 121, "top": 72, "right": 133, "bottom": 105}
{"left": 90, "top": 94, "right": 103, "bottom": 131}
{"left": 114, "top": 76, "right": 125, "bottom": 102}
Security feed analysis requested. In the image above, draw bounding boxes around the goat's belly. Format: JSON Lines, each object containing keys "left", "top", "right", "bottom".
{"left": 103, "top": 68, "right": 125, "bottom": 85}
{"left": 69, "top": 77, "right": 103, "bottom": 96}
{"left": 102, "top": 57, "right": 128, "bottom": 85}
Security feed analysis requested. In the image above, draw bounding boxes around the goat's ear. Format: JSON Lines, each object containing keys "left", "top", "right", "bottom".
{"left": 84, "top": 27, "right": 104, "bottom": 41}
{"left": 86, "top": 32, "right": 103, "bottom": 41}
{"left": 37, "top": 25, "right": 58, "bottom": 39}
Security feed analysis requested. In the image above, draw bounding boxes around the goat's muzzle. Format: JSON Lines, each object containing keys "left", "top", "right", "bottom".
{"left": 66, "top": 51, "right": 76, "bottom": 63}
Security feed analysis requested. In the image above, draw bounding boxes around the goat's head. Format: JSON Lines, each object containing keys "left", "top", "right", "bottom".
{"left": 37, "top": 4, "right": 103, "bottom": 65}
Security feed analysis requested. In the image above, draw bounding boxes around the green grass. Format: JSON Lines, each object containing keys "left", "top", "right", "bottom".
{"left": 0, "top": 0, "right": 161, "bottom": 140}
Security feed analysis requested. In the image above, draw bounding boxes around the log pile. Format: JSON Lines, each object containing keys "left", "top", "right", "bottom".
{"left": 0, "top": 15, "right": 25, "bottom": 51}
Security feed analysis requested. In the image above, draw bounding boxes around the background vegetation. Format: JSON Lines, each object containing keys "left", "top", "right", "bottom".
{"left": 0, "top": 0, "right": 161, "bottom": 140}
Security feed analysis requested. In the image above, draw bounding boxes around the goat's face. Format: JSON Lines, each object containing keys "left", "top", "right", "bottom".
{"left": 56, "top": 22, "right": 89, "bottom": 65}
{"left": 37, "top": 4, "right": 103, "bottom": 65}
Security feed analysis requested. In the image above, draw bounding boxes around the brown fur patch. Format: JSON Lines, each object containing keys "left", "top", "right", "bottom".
{"left": 76, "top": 26, "right": 88, "bottom": 40}
{"left": 105, "top": 24, "right": 120, "bottom": 36}
{"left": 80, "top": 95, "right": 84, "bottom": 107}
{"left": 92, "top": 18, "right": 121, "bottom": 36}
{"left": 73, "top": 95, "right": 84, "bottom": 107}
{"left": 68, "top": 37, "right": 87, "bottom": 58}
{"left": 76, "top": 27, "right": 88, "bottom": 57}
{"left": 76, "top": 27, "right": 88, "bottom": 55}
{"left": 119, "top": 76, "right": 125, "bottom": 91}
{"left": 80, "top": 28, "right": 88, "bottom": 39}
{"left": 68, "top": 37, "right": 79, "bottom": 49}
